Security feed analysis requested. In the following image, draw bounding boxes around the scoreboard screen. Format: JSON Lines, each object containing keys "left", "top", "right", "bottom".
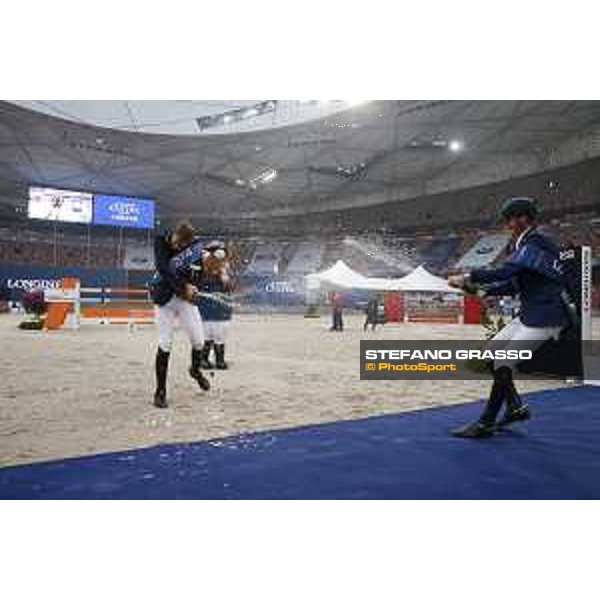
{"left": 28, "top": 187, "right": 93, "bottom": 224}
{"left": 27, "top": 187, "right": 155, "bottom": 229}
{"left": 92, "top": 195, "right": 155, "bottom": 229}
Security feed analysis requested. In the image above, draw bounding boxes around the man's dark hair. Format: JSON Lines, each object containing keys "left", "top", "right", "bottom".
{"left": 173, "top": 220, "right": 196, "bottom": 246}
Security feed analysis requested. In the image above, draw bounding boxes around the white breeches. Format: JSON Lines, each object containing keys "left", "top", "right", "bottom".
{"left": 156, "top": 297, "right": 205, "bottom": 352}
{"left": 490, "top": 317, "right": 562, "bottom": 369}
{"left": 203, "top": 320, "right": 228, "bottom": 345}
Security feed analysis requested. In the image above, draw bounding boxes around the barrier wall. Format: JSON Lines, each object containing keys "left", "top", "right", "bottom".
{"left": 463, "top": 295, "right": 482, "bottom": 324}
{"left": 79, "top": 286, "right": 154, "bottom": 324}
{"left": 44, "top": 278, "right": 155, "bottom": 328}
{"left": 0, "top": 263, "right": 150, "bottom": 301}
{"left": 237, "top": 274, "right": 306, "bottom": 306}
{"left": 384, "top": 292, "right": 403, "bottom": 322}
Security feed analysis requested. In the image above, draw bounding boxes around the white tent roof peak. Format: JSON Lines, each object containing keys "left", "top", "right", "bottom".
{"left": 305, "top": 260, "right": 371, "bottom": 290}
{"left": 395, "top": 264, "right": 459, "bottom": 293}
{"left": 306, "top": 261, "right": 461, "bottom": 294}
{"left": 322, "top": 260, "right": 363, "bottom": 277}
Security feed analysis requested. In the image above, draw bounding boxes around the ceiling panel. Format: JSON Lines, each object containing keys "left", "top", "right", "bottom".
{"left": 0, "top": 100, "right": 599, "bottom": 221}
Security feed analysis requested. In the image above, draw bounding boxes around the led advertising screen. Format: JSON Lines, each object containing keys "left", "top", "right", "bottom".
{"left": 92, "top": 195, "right": 155, "bottom": 229}
{"left": 28, "top": 187, "right": 93, "bottom": 224}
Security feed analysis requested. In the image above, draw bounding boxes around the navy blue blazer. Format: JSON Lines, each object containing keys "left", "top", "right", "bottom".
{"left": 470, "top": 227, "right": 570, "bottom": 327}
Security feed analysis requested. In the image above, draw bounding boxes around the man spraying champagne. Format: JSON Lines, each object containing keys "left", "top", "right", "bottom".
{"left": 448, "top": 197, "right": 571, "bottom": 438}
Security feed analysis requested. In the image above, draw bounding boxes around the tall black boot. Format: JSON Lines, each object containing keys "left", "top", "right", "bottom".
{"left": 190, "top": 348, "right": 211, "bottom": 391}
{"left": 154, "top": 348, "right": 170, "bottom": 408}
{"left": 479, "top": 366, "right": 513, "bottom": 426}
{"left": 451, "top": 366, "right": 512, "bottom": 438}
{"left": 497, "top": 379, "right": 531, "bottom": 427}
{"left": 215, "top": 344, "right": 228, "bottom": 370}
{"left": 200, "top": 340, "right": 214, "bottom": 370}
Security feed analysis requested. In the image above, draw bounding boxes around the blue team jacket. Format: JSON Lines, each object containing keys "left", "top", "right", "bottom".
{"left": 149, "top": 233, "right": 203, "bottom": 306}
{"left": 197, "top": 275, "right": 232, "bottom": 322}
{"left": 470, "top": 227, "right": 570, "bottom": 328}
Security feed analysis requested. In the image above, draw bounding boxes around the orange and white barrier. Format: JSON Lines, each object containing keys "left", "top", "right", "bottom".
{"left": 79, "top": 286, "right": 154, "bottom": 325}
{"left": 44, "top": 277, "right": 81, "bottom": 330}
{"left": 44, "top": 278, "right": 155, "bottom": 329}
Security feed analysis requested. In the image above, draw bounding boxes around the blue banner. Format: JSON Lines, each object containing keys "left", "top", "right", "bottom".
{"left": 93, "top": 195, "right": 155, "bottom": 229}
{"left": 0, "top": 264, "right": 151, "bottom": 301}
{"left": 237, "top": 274, "right": 306, "bottom": 306}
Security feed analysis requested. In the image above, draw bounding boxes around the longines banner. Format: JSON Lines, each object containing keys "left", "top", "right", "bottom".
{"left": 360, "top": 340, "right": 589, "bottom": 380}
{"left": 0, "top": 264, "right": 146, "bottom": 299}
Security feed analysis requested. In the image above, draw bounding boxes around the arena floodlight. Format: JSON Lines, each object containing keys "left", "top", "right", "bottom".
{"left": 449, "top": 139, "right": 463, "bottom": 152}
{"left": 196, "top": 100, "right": 278, "bottom": 132}
{"left": 261, "top": 169, "right": 277, "bottom": 183}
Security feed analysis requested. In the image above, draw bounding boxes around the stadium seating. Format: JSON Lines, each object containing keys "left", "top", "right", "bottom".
{"left": 418, "top": 237, "right": 463, "bottom": 272}
{"left": 286, "top": 241, "right": 324, "bottom": 275}
{"left": 0, "top": 223, "right": 147, "bottom": 269}
{"left": 245, "top": 242, "right": 283, "bottom": 275}
{"left": 2, "top": 209, "right": 599, "bottom": 295}
{"left": 454, "top": 232, "right": 511, "bottom": 270}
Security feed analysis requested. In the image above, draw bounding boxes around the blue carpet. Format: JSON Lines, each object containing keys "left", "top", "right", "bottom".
{"left": 2, "top": 386, "right": 600, "bottom": 499}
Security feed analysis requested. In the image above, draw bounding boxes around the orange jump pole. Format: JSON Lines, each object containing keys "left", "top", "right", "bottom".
{"left": 44, "top": 277, "right": 80, "bottom": 330}
{"left": 79, "top": 285, "right": 155, "bottom": 325}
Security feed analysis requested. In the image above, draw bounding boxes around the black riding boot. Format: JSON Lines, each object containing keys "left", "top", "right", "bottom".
{"left": 154, "top": 348, "right": 170, "bottom": 408}
{"left": 200, "top": 340, "right": 214, "bottom": 370}
{"left": 215, "top": 344, "right": 228, "bottom": 370}
{"left": 190, "top": 348, "right": 211, "bottom": 391}
{"left": 497, "top": 378, "right": 531, "bottom": 427}
{"left": 479, "top": 366, "right": 513, "bottom": 425}
{"left": 451, "top": 366, "right": 513, "bottom": 438}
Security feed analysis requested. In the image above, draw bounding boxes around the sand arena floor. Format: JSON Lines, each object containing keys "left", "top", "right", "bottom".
{"left": 0, "top": 312, "right": 573, "bottom": 467}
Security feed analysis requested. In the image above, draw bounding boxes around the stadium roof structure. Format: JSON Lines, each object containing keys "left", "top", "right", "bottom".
{"left": 1, "top": 100, "right": 600, "bottom": 225}
{"left": 10, "top": 101, "right": 363, "bottom": 136}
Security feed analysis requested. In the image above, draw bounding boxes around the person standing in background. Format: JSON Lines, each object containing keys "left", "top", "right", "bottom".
{"left": 330, "top": 291, "right": 344, "bottom": 332}
{"left": 364, "top": 296, "right": 379, "bottom": 331}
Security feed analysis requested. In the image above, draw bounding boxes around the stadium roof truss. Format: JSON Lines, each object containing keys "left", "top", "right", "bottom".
{"left": 1, "top": 100, "right": 600, "bottom": 223}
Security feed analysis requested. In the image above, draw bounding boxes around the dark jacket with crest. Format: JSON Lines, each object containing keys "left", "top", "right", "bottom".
{"left": 470, "top": 227, "right": 570, "bottom": 327}
{"left": 150, "top": 232, "right": 196, "bottom": 306}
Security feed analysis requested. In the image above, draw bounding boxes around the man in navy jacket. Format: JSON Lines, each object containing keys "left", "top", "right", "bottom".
{"left": 448, "top": 197, "right": 570, "bottom": 438}
{"left": 150, "top": 221, "right": 210, "bottom": 408}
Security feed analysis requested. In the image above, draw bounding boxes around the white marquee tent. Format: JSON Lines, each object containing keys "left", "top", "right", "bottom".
{"left": 305, "top": 260, "right": 371, "bottom": 291}
{"left": 305, "top": 261, "right": 461, "bottom": 294}
{"left": 392, "top": 265, "right": 461, "bottom": 294}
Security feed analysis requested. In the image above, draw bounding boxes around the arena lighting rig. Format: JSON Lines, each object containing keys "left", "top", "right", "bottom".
{"left": 196, "top": 101, "right": 370, "bottom": 132}
{"left": 406, "top": 137, "right": 464, "bottom": 152}
{"left": 196, "top": 100, "right": 277, "bottom": 131}
{"left": 308, "top": 163, "right": 368, "bottom": 180}
{"left": 234, "top": 168, "right": 278, "bottom": 190}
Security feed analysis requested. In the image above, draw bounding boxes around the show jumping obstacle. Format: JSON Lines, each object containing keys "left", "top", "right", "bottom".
{"left": 44, "top": 277, "right": 154, "bottom": 330}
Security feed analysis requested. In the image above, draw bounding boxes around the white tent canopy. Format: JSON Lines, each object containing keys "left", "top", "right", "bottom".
{"left": 306, "top": 261, "right": 461, "bottom": 294}
{"left": 305, "top": 260, "right": 372, "bottom": 291}
{"left": 393, "top": 265, "right": 461, "bottom": 294}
